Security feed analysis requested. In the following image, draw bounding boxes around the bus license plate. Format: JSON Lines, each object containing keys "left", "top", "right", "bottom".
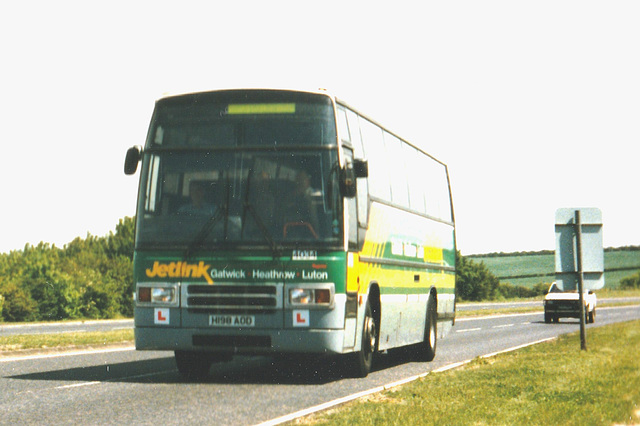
{"left": 209, "top": 315, "right": 255, "bottom": 327}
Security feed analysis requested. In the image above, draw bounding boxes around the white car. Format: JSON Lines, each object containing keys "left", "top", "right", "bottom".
{"left": 543, "top": 282, "right": 596, "bottom": 324}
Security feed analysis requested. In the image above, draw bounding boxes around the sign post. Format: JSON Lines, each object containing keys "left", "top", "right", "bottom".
{"left": 574, "top": 210, "right": 587, "bottom": 350}
{"left": 555, "top": 208, "right": 604, "bottom": 351}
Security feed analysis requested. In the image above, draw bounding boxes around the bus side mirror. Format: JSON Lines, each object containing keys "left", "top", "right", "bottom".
{"left": 340, "top": 159, "right": 368, "bottom": 198}
{"left": 340, "top": 165, "right": 357, "bottom": 198}
{"left": 353, "top": 159, "right": 368, "bottom": 178}
{"left": 124, "top": 146, "right": 142, "bottom": 175}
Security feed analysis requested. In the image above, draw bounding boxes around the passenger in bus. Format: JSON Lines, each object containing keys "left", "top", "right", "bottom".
{"left": 179, "top": 180, "right": 216, "bottom": 216}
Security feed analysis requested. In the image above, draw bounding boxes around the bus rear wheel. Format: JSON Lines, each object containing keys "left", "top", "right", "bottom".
{"left": 414, "top": 296, "right": 437, "bottom": 361}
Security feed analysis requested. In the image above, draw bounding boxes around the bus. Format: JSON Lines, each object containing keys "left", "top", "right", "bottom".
{"left": 124, "top": 88, "right": 456, "bottom": 379}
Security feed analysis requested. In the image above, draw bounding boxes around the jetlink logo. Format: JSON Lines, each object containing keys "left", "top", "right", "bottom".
{"left": 146, "top": 261, "right": 213, "bottom": 284}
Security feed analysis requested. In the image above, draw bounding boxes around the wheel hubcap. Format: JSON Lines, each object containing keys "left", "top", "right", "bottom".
{"left": 365, "top": 317, "right": 374, "bottom": 352}
{"left": 429, "top": 322, "right": 436, "bottom": 347}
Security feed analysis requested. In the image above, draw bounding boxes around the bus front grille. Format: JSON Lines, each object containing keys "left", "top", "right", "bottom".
{"left": 185, "top": 284, "right": 280, "bottom": 312}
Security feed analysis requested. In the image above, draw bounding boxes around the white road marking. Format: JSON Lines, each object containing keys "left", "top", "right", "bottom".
{"left": 56, "top": 381, "right": 101, "bottom": 390}
{"left": 492, "top": 324, "right": 515, "bottom": 329}
{"left": 53, "top": 370, "right": 176, "bottom": 391}
{"left": 456, "top": 327, "right": 482, "bottom": 333}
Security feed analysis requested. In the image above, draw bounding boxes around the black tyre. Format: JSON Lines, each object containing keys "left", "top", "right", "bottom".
{"left": 351, "top": 301, "right": 378, "bottom": 378}
{"left": 415, "top": 296, "right": 437, "bottom": 362}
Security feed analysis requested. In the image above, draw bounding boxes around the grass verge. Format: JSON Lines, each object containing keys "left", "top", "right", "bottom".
{"left": 0, "top": 329, "right": 134, "bottom": 354}
{"left": 298, "top": 320, "right": 640, "bottom": 425}
{"left": 457, "top": 301, "right": 640, "bottom": 318}
{"left": 457, "top": 291, "right": 640, "bottom": 318}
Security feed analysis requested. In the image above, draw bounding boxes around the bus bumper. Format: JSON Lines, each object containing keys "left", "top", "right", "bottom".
{"left": 134, "top": 326, "right": 348, "bottom": 355}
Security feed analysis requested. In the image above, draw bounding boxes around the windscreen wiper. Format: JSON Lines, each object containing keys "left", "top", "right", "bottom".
{"left": 184, "top": 203, "right": 228, "bottom": 259}
{"left": 241, "top": 169, "right": 281, "bottom": 259}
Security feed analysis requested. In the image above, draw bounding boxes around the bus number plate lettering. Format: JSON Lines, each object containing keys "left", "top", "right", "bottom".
{"left": 209, "top": 315, "right": 255, "bottom": 327}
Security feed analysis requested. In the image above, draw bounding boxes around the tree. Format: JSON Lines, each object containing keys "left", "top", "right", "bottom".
{"left": 0, "top": 281, "right": 38, "bottom": 322}
{"left": 455, "top": 251, "right": 500, "bottom": 301}
{"left": 0, "top": 217, "right": 135, "bottom": 322}
{"left": 106, "top": 217, "right": 135, "bottom": 260}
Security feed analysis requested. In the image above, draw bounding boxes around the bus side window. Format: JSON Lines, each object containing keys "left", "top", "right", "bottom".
{"left": 424, "top": 159, "right": 452, "bottom": 222}
{"left": 337, "top": 107, "right": 350, "bottom": 143}
{"left": 144, "top": 154, "right": 161, "bottom": 213}
{"left": 383, "top": 132, "right": 410, "bottom": 209}
{"left": 346, "top": 110, "right": 369, "bottom": 229}
{"left": 360, "top": 119, "right": 391, "bottom": 202}
{"left": 407, "top": 146, "right": 427, "bottom": 215}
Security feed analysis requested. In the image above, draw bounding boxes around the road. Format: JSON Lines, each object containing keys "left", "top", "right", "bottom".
{"left": 2, "top": 297, "right": 637, "bottom": 335}
{"left": 1, "top": 304, "right": 638, "bottom": 425}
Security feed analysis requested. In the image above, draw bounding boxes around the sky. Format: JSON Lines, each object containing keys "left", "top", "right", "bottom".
{"left": 1, "top": 1, "right": 639, "bottom": 255}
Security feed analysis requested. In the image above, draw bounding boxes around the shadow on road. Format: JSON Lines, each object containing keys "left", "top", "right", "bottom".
{"left": 6, "top": 350, "right": 419, "bottom": 386}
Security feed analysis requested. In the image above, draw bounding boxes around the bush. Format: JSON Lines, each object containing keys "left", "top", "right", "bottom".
{"left": 620, "top": 271, "right": 640, "bottom": 289}
{"left": 0, "top": 281, "right": 38, "bottom": 322}
{"left": 456, "top": 251, "right": 500, "bottom": 301}
{"left": 0, "top": 217, "right": 135, "bottom": 322}
{"left": 497, "top": 282, "right": 549, "bottom": 299}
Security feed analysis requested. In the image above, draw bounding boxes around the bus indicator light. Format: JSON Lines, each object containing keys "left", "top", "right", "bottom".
{"left": 315, "top": 289, "right": 331, "bottom": 304}
{"left": 138, "top": 287, "right": 151, "bottom": 303}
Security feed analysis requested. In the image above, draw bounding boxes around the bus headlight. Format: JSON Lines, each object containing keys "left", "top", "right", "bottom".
{"left": 137, "top": 283, "right": 179, "bottom": 306}
{"left": 288, "top": 284, "right": 334, "bottom": 308}
{"left": 290, "top": 288, "right": 314, "bottom": 305}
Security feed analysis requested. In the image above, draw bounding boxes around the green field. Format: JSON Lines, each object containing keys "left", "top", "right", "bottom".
{"left": 469, "top": 248, "right": 640, "bottom": 289}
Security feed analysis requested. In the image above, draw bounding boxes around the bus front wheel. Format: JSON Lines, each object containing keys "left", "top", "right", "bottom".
{"left": 351, "top": 300, "right": 378, "bottom": 378}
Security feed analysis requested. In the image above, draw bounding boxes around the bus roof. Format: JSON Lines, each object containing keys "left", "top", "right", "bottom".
{"left": 153, "top": 87, "right": 448, "bottom": 167}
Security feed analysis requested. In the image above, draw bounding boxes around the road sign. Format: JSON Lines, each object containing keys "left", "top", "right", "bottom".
{"left": 555, "top": 208, "right": 604, "bottom": 291}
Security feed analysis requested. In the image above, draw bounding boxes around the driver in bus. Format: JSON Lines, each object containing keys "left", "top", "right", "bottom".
{"left": 283, "top": 171, "right": 320, "bottom": 236}
{"left": 179, "top": 180, "right": 216, "bottom": 216}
